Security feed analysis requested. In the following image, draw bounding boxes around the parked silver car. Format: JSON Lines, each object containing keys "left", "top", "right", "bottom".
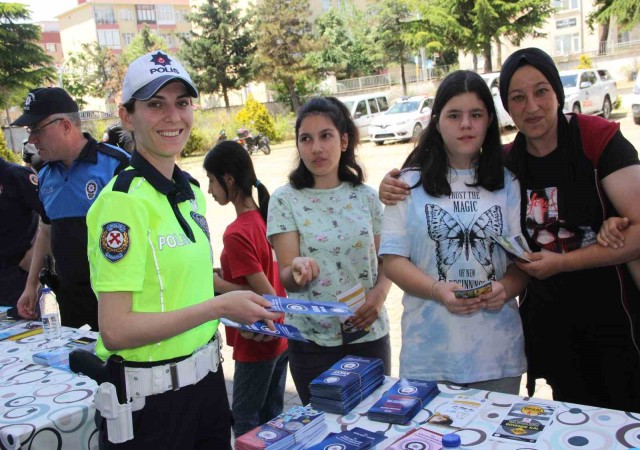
{"left": 368, "top": 95, "right": 434, "bottom": 145}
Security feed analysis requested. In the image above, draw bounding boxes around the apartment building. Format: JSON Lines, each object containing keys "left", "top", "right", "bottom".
{"left": 57, "top": 0, "right": 192, "bottom": 58}
{"left": 38, "top": 21, "right": 64, "bottom": 67}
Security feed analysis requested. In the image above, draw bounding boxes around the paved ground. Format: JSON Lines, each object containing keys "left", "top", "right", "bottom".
{"left": 181, "top": 98, "right": 640, "bottom": 421}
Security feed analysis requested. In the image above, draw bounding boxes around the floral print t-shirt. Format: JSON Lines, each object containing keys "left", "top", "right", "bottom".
{"left": 267, "top": 182, "right": 390, "bottom": 347}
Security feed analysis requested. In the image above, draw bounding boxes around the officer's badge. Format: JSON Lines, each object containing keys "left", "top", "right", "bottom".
{"left": 100, "top": 222, "right": 130, "bottom": 262}
{"left": 86, "top": 180, "right": 98, "bottom": 200}
{"left": 190, "top": 212, "right": 210, "bottom": 241}
{"left": 29, "top": 174, "right": 38, "bottom": 186}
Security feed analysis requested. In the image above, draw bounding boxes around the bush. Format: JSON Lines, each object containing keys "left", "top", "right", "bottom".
{"left": 272, "top": 112, "right": 296, "bottom": 143}
{"left": 181, "top": 126, "right": 209, "bottom": 158}
{"left": 577, "top": 55, "right": 592, "bottom": 69}
{"left": 0, "top": 131, "right": 20, "bottom": 163}
{"left": 234, "top": 95, "right": 276, "bottom": 141}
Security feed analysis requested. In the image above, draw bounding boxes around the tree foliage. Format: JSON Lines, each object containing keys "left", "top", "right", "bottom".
{"left": 589, "top": 0, "right": 639, "bottom": 32}
{"left": 413, "top": 0, "right": 553, "bottom": 72}
{"left": 0, "top": 130, "right": 20, "bottom": 163}
{"left": 307, "top": 5, "right": 382, "bottom": 79}
{"left": 121, "top": 24, "right": 168, "bottom": 65}
{"left": 64, "top": 42, "right": 125, "bottom": 102}
{"left": 372, "top": 0, "right": 414, "bottom": 95}
{"left": 179, "top": 0, "right": 255, "bottom": 111}
{"left": 254, "top": 0, "right": 317, "bottom": 111}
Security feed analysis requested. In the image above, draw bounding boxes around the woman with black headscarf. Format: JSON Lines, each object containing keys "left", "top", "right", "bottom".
{"left": 498, "top": 48, "right": 640, "bottom": 411}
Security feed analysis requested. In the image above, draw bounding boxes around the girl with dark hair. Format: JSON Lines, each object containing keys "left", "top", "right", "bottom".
{"left": 203, "top": 141, "right": 288, "bottom": 439}
{"left": 379, "top": 71, "right": 528, "bottom": 394}
{"left": 267, "top": 96, "right": 391, "bottom": 405}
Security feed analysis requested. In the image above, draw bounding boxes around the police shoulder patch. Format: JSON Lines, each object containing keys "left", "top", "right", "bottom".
{"left": 190, "top": 211, "right": 210, "bottom": 241}
{"left": 100, "top": 222, "right": 130, "bottom": 263}
{"left": 29, "top": 174, "right": 39, "bottom": 186}
{"left": 86, "top": 180, "right": 98, "bottom": 200}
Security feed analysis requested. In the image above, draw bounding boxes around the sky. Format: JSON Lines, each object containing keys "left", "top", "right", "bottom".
{"left": 7, "top": 0, "right": 78, "bottom": 22}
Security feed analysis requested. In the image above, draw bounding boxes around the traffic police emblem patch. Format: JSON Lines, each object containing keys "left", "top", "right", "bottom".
{"left": 100, "top": 222, "right": 130, "bottom": 262}
{"left": 29, "top": 174, "right": 38, "bottom": 186}
{"left": 190, "top": 212, "right": 210, "bottom": 241}
{"left": 86, "top": 180, "right": 98, "bottom": 200}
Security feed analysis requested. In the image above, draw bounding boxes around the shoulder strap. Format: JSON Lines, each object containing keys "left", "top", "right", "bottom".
{"left": 112, "top": 169, "right": 140, "bottom": 193}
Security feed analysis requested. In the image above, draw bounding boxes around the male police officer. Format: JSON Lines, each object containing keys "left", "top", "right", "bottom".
{"left": 14, "top": 87, "right": 129, "bottom": 330}
{"left": 0, "top": 156, "right": 43, "bottom": 307}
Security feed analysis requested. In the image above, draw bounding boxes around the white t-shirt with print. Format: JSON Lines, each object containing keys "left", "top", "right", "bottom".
{"left": 380, "top": 168, "right": 526, "bottom": 383}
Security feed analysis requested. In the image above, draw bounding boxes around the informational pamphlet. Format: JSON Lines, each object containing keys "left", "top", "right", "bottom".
{"left": 385, "top": 427, "right": 444, "bottom": 450}
{"left": 220, "top": 319, "right": 308, "bottom": 342}
{"left": 338, "top": 283, "right": 370, "bottom": 344}
{"left": 491, "top": 401, "right": 559, "bottom": 444}
{"left": 454, "top": 281, "right": 492, "bottom": 299}
{"left": 427, "top": 395, "right": 485, "bottom": 428}
{"left": 263, "top": 295, "right": 354, "bottom": 316}
{"left": 492, "top": 235, "right": 532, "bottom": 262}
{"left": 32, "top": 336, "right": 97, "bottom": 370}
{"left": 306, "top": 427, "right": 385, "bottom": 450}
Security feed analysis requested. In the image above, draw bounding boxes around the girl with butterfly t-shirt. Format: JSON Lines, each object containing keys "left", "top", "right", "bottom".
{"left": 379, "top": 71, "right": 528, "bottom": 394}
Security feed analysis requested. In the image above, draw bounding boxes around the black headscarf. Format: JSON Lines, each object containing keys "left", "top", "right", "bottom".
{"left": 499, "top": 47, "right": 565, "bottom": 112}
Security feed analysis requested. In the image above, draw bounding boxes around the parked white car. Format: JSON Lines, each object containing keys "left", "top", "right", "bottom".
{"left": 339, "top": 93, "right": 390, "bottom": 138}
{"left": 559, "top": 69, "right": 617, "bottom": 118}
{"left": 480, "top": 73, "right": 515, "bottom": 129}
{"left": 631, "top": 75, "right": 640, "bottom": 125}
{"left": 368, "top": 95, "right": 434, "bottom": 145}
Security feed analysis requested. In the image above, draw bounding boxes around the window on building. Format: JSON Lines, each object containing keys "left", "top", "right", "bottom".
{"left": 553, "top": 0, "right": 578, "bottom": 11}
{"left": 174, "top": 9, "right": 187, "bottom": 22}
{"left": 156, "top": 5, "right": 175, "bottom": 24}
{"left": 554, "top": 33, "right": 580, "bottom": 54}
{"left": 45, "top": 42, "right": 56, "bottom": 52}
{"left": 122, "top": 33, "right": 134, "bottom": 46}
{"left": 95, "top": 6, "right": 116, "bottom": 24}
{"left": 136, "top": 5, "right": 156, "bottom": 23}
{"left": 120, "top": 8, "right": 134, "bottom": 21}
{"left": 98, "top": 29, "right": 121, "bottom": 49}
{"left": 322, "top": 0, "right": 332, "bottom": 11}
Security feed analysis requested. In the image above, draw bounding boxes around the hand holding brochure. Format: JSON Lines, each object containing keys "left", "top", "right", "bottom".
{"left": 492, "top": 235, "right": 532, "bottom": 262}
{"left": 220, "top": 318, "right": 308, "bottom": 342}
{"left": 263, "top": 295, "right": 353, "bottom": 316}
{"left": 454, "top": 281, "right": 492, "bottom": 299}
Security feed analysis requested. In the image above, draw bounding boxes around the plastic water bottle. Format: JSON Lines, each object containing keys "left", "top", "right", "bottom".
{"left": 442, "top": 433, "right": 462, "bottom": 448}
{"left": 39, "top": 286, "right": 62, "bottom": 342}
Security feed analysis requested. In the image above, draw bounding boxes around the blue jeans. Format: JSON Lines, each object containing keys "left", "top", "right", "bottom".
{"left": 232, "top": 351, "right": 289, "bottom": 437}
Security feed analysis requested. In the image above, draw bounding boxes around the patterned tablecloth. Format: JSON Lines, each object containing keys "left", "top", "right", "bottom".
{"left": 0, "top": 324, "right": 98, "bottom": 450}
{"left": 324, "top": 377, "right": 640, "bottom": 449}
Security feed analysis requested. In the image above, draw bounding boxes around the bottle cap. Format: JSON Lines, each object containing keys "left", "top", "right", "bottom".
{"left": 41, "top": 286, "right": 51, "bottom": 293}
{"left": 442, "top": 433, "right": 461, "bottom": 447}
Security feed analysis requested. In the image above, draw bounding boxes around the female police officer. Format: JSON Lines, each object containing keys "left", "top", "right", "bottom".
{"left": 85, "top": 51, "right": 282, "bottom": 449}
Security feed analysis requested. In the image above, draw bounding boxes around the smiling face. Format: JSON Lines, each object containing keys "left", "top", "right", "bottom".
{"left": 296, "top": 113, "right": 348, "bottom": 189}
{"left": 507, "top": 65, "right": 559, "bottom": 151}
{"left": 120, "top": 81, "right": 193, "bottom": 163}
{"left": 436, "top": 92, "right": 490, "bottom": 169}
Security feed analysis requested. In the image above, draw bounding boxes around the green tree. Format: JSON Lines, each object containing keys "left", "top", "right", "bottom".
{"left": 589, "top": 0, "right": 639, "bottom": 54}
{"left": 414, "top": 0, "right": 553, "bottom": 73}
{"left": 0, "top": 3, "right": 54, "bottom": 150}
{"left": 373, "top": 0, "right": 414, "bottom": 95}
{"left": 64, "top": 42, "right": 125, "bottom": 103}
{"left": 307, "top": 5, "right": 382, "bottom": 79}
{"left": 122, "top": 24, "right": 168, "bottom": 65}
{"left": 254, "top": 0, "right": 317, "bottom": 111}
{"left": 0, "top": 130, "right": 20, "bottom": 163}
{"left": 179, "top": 0, "right": 255, "bottom": 111}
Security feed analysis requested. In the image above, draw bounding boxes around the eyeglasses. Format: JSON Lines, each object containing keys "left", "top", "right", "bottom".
{"left": 26, "top": 118, "right": 63, "bottom": 136}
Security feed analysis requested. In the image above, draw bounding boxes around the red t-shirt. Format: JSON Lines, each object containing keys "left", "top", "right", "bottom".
{"left": 219, "top": 210, "right": 288, "bottom": 362}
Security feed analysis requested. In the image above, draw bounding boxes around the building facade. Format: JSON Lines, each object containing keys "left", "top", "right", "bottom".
{"left": 57, "top": 0, "right": 192, "bottom": 59}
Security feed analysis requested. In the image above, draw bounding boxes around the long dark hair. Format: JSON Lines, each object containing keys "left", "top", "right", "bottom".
{"left": 402, "top": 70, "right": 504, "bottom": 196}
{"left": 289, "top": 96, "right": 364, "bottom": 189}
{"left": 203, "top": 141, "right": 271, "bottom": 222}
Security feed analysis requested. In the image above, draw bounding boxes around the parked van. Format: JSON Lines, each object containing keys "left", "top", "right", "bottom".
{"left": 338, "top": 93, "right": 390, "bottom": 137}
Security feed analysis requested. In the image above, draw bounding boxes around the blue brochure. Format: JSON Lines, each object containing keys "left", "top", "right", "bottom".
{"left": 368, "top": 378, "right": 440, "bottom": 424}
{"left": 306, "top": 427, "right": 385, "bottom": 450}
{"left": 220, "top": 319, "right": 308, "bottom": 342}
{"left": 32, "top": 336, "right": 98, "bottom": 370}
{"left": 263, "top": 295, "right": 353, "bottom": 316}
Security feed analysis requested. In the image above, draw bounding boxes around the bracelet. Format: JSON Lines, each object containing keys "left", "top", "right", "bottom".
{"left": 430, "top": 280, "right": 441, "bottom": 299}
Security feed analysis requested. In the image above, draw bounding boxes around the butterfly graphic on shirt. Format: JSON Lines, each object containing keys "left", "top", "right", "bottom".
{"left": 425, "top": 204, "right": 503, "bottom": 281}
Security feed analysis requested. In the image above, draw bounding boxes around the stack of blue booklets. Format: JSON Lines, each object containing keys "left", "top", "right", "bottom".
{"left": 367, "top": 378, "right": 440, "bottom": 424}
{"left": 235, "top": 405, "right": 326, "bottom": 450}
{"left": 309, "top": 355, "right": 385, "bottom": 415}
